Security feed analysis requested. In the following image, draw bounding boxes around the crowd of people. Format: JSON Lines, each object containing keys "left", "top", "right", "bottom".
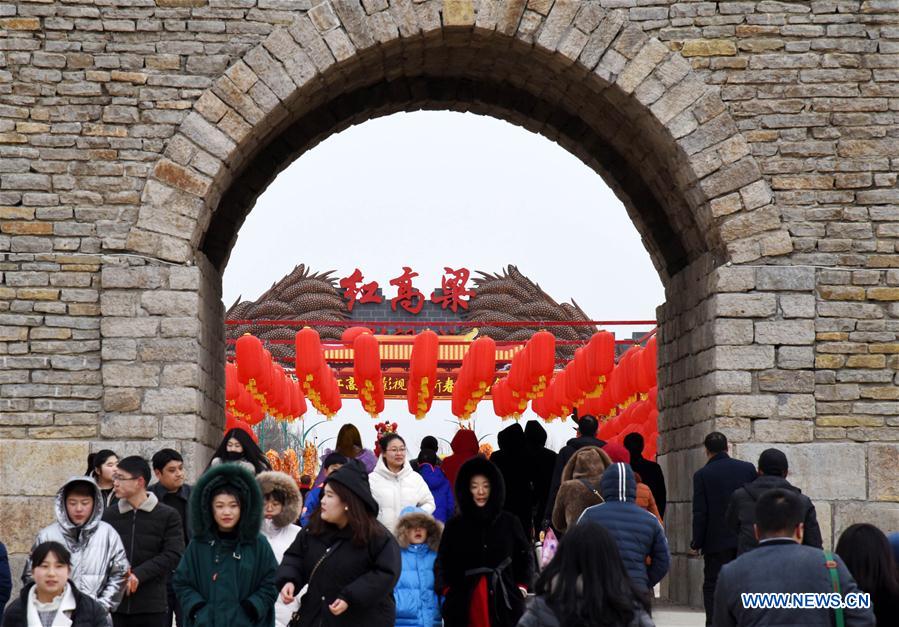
{"left": 0, "top": 419, "right": 897, "bottom": 627}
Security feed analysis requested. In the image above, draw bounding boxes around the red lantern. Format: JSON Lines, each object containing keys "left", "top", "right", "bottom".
{"left": 353, "top": 333, "right": 383, "bottom": 418}
{"left": 289, "top": 380, "right": 307, "bottom": 420}
{"left": 583, "top": 331, "right": 615, "bottom": 397}
{"left": 341, "top": 326, "right": 372, "bottom": 347}
{"left": 507, "top": 348, "right": 531, "bottom": 412}
{"left": 527, "top": 330, "right": 556, "bottom": 395}
{"left": 408, "top": 330, "right": 439, "bottom": 419}
{"left": 492, "top": 378, "right": 516, "bottom": 420}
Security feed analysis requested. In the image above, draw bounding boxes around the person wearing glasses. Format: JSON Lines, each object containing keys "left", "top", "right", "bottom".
{"left": 22, "top": 476, "right": 129, "bottom": 613}
{"left": 102, "top": 457, "right": 184, "bottom": 627}
{"left": 369, "top": 434, "right": 436, "bottom": 533}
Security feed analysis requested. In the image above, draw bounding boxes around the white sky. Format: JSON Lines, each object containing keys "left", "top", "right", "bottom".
{"left": 223, "top": 111, "right": 664, "bottom": 454}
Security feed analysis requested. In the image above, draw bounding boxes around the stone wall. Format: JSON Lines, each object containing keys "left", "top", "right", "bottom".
{"left": 2, "top": 0, "right": 899, "bottom": 606}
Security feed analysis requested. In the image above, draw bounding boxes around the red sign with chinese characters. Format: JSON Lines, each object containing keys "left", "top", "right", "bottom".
{"left": 338, "top": 267, "right": 475, "bottom": 314}
{"left": 336, "top": 370, "right": 460, "bottom": 399}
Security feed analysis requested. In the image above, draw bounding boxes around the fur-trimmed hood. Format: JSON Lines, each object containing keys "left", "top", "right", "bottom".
{"left": 561, "top": 446, "right": 612, "bottom": 482}
{"left": 394, "top": 506, "right": 443, "bottom": 550}
{"left": 256, "top": 470, "right": 301, "bottom": 528}
{"left": 191, "top": 462, "right": 263, "bottom": 542}
{"left": 454, "top": 456, "right": 505, "bottom": 520}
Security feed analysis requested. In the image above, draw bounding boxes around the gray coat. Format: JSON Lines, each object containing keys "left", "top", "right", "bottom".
{"left": 22, "top": 477, "right": 130, "bottom": 612}
{"left": 713, "top": 539, "right": 875, "bottom": 627}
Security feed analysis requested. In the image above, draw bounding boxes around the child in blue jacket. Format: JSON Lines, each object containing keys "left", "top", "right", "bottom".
{"left": 394, "top": 507, "right": 442, "bottom": 627}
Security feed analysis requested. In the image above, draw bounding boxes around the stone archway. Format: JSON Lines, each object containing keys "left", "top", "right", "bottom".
{"left": 9, "top": 0, "right": 899, "bottom": 608}
{"left": 115, "top": 1, "right": 792, "bottom": 604}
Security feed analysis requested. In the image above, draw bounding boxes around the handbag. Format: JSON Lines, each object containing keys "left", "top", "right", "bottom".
{"left": 286, "top": 539, "right": 344, "bottom": 627}
{"left": 539, "top": 528, "right": 558, "bottom": 569}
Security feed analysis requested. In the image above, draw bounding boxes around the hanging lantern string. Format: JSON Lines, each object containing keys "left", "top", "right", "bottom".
{"left": 225, "top": 319, "right": 656, "bottom": 328}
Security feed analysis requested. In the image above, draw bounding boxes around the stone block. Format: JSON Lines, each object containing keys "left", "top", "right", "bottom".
{"left": 779, "top": 294, "right": 815, "bottom": 318}
{"left": 759, "top": 369, "right": 815, "bottom": 393}
{"left": 681, "top": 39, "right": 736, "bottom": 57}
{"left": 100, "top": 415, "right": 158, "bottom": 439}
{"left": 102, "top": 363, "right": 159, "bottom": 387}
{"left": 735, "top": 442, "right": 866, "bottom": 500}
{"left": 714, "top": 293, "right": 777, "bottom": 317}
{"left": 715, "top": 394, "right": 776, "bottom": 418}
{"left": 0, "top": 496, "right": 55, "bottom": 553}
{"left": 757, "top": 266, "right": 815, "bottom": 291}
{"left": 712, "top": 266, "right": 756, "bottom": 292}
{"left": 755, "top": 320, "right": 815, "bottom": 345}
{"left": 869, "top": 444, "right": 899, "bottom": 502}
{"left": 0, "top": 440, "right": 90, "bottom": 496}
{"left": 162, "top": 414, "right": 205, "bottom": 440}
{"left": 142, "top": 388, "right": 199, "bottom": 414}
{"left": 714, "top": 345, "right": 775, "bottom": 370}
{"left": 777, "top": 346, "right": 814, "bottom": 369}
{"left": 834, "top": 503, "right": 899, "bottom": 539}
{"left": 753, "top": 419, "right": 814, "bottom": 443}
{"left": 776, "top": 394, "right": 816, "bottom": 419}
{"left": 712, "top": 318, "right": 754, "bottom": 345}
{"left": 140, "top": 291, "right": 199, "bottom": 316}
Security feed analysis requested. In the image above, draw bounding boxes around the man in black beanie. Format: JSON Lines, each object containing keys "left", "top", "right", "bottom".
{"left": 725, "top": 448, "right": 822, "bottom": 555}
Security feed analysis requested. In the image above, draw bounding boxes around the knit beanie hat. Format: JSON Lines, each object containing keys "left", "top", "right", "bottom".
{"left": 326, "top": 458, "right": 379, "bottom": 515}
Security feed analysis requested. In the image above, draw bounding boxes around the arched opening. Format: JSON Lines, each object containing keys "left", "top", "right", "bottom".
{"left": 124, "top": 9, "right": 791, "bottom": 606}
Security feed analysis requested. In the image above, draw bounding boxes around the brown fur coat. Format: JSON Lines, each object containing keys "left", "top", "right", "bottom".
{"left": 551, "top": 446, "right": 613, "bottom": 533}
{"left": 395, "top": 508, "right": 443, "bottom": 550}
{"left": 256, "top": 470, "right": 301, "bottom": 528}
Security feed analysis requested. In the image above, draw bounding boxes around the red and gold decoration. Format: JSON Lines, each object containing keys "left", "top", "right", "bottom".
{"left": 407, "top": 330, "right": 439, "bottom": 419}
{"left": 353, "top": 331, "right": 384, "bottom": 418}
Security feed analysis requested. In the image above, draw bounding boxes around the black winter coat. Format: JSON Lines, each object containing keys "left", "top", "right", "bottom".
{"left": 523, "top": 422, "right": 557, "bottom": 537}
{"left": 630, "top": 454, "right": 667, "bottom": 519}
{"left": 490, "top": 423, "right": 535, "bottom": 540}
{"left": 516, "top": 596, "right": 654, "bottom": 627}
{"left": 276, "top": 524, "right": 401, "bottom": 627}
{"left": 725, "top": 474, "right": 823, "bottom": 555}
{"left": 0, "top": 542, "right": 10, "bottom": 610}
{"left": 437, "top": 457, "right": 535, "bottom": 627}
{"left": 2, "top": 581, "right": 111, "bottom": 627}
{"left": 102, "top": 492, "right": 184, "bottom": 615}
{"left": 691, "top": 453, "right": 757, "bottom": 553}
{"left": 543, "top": 436, "right": 605, "bottom": 526}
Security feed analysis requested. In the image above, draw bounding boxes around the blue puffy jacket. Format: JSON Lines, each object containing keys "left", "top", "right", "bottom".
{"left": 577, "top": 462, "right": 670, "bottom": 591}
{"left": 416, "top": 464, "right": 454, "bottom": 523}
{"left": 394, "top": 542, "right": 440, "bottom": 627}
{"left": 300, "top": 485, "right": 322, "bottom": 526}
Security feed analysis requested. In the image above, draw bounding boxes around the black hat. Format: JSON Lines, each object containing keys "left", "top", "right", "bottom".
{"left": 326, "top": 459, "right": 379, "bottom": 515}
{"left": 323, "top": 452, "right": 348, "bottom": 469}
{"left": 420, "top": 436, "right": 439, "bottom": 452}
{"left": 758, "top": 448, "right": 788, "bottom": 476}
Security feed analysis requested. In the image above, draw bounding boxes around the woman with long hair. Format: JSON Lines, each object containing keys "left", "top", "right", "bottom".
{"left": 835, "top": 523, "right": 899, "bottom": 626}
{"left": 276, "top": 460, "right": 401, "bottom": 627}
{"left": 436, "top": 456, "right": 534, "bottom": 627}
{"left": 173, "top": 463, "right": 278, "bottom": 626}
{"left": 208, "top": 427, "right": 271, "bottom": 474}
{"left": 517, "top": 521, "right": 653, "bottom": 627}
{"left": 369, "top": 433, "right": 436, "bottom": 532}
{"left": 3, "top": 541, "right": 111, "bottom": 627}
{"left": 85, "top": 450, "right": 118, "bottom": 509}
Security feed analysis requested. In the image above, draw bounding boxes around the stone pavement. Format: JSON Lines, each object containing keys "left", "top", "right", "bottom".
{"left": 653, "top": 605, "right": 706, "bottom": 627}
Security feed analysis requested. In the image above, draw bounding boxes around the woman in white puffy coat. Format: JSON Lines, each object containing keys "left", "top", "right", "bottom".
{"left": 370, "top": 434, "right": 436, "bottom": 533}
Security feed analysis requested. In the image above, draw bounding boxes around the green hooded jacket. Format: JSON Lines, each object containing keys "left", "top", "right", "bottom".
{"left": 173, "top": 463, "right": 279, "bottom": 627}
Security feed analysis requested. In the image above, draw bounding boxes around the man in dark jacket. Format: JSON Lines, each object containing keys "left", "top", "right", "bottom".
{"left": 103, "top": 456, "right": 184, "bottom": 627}
{"left": 543, "top": 414, "right": 606, "bottom": 528}
{"left": 0, "top": 540, "right": 10, "bottom": 610}
{"left": 524, "top": 421, "right": 557, "bottom": 537}
{"left": 490, "top": 422, "right": 535, "bottom": 539}
{"left": 624, "top": 432, "right": 667, "bottom": 518}
{"left": 714, "top": 488, "right": 874, "bottom": 627}
{"left": 725, "top": 448, "right": 823, "bottom": 555}
{"left": 150, "top": 448, "right": 192, "bottom": 627}
{"left": 576, "top": 462, "right": 669, "bottom": 596}
{"left": 691, "top": 432, "right": 757, "bottom": 626}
